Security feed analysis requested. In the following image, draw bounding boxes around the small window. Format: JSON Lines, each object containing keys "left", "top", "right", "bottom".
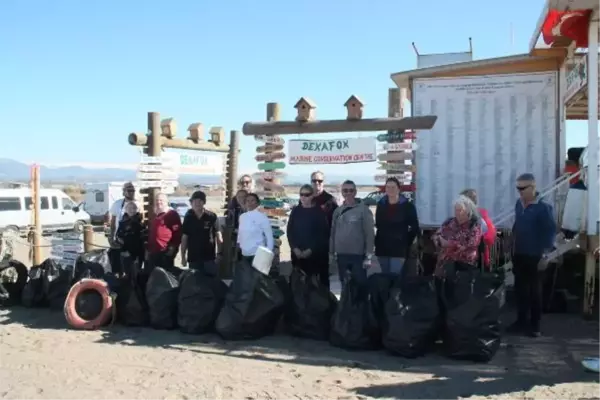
{"left": 95, "top": 191, "right": 104, "bottom": 202}
{"left": 62, "top": 197, "right": 75, "bottom": 211}
{"left": 0, "top": 197, "right": 21, "bottom": 211}
{"left": 52, "top": 196, "right": 59, "bottom": 209}
{"left": 40, "top": 197, "right": 49, "bottom": 210}
{"left": 25, "top": 197, "right": 32, "bottom": 210}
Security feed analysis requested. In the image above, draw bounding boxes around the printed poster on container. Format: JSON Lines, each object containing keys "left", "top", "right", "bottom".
{"left": 288, "top": 137, "right": 376, "bottom": 165}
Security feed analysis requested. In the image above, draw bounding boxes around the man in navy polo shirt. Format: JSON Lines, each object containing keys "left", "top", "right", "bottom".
{"left": 509, "top": 173, "right": 556, "bottom": 338}
{"left": 180, "top": 191, "right": 222, "bottom": 277}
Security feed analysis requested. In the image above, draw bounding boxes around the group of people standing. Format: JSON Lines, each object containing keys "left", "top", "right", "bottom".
{"left": 108, "top": 170, "right": 557, "bottom": 338}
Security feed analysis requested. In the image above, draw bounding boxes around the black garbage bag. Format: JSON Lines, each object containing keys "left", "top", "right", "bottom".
{"left": 382, "top": 276, "right": 440, "bottom": 358}
{"left": 284, "top": 268, "right": 338, "bottom": 340}
{"left": 42, "top": 258, "right": 75, "bottom": 310}
{"left": 145, "top": 267, "right": 181, "bottom": 329}
{"left": 117, "top": 272, "right": 150, "bottom": 327}
{"left": 216, "top": 263, "right": 285, "bottom": 340}
{"left": 22, "top": 264, "right": 47, "bottom": 307}
{"left": 77, "top": 249, "right": 112, "bottom": 276}
{"left": 440, "top": 270, "right": 504, "bottom": 362}
{"left": 73, "top": 251, "right": 108, "bottom": 283}
{"left": 178, "top": 270, "right": 228, "bottom": 334}
{"left": 330, "top": 279, "right": 379, "bottom": 350}
{"left": 0, "top": 260, "right": 28, "bottom": 306}
{"left": 366, "top": 273, "right": 396, "bottom": 338}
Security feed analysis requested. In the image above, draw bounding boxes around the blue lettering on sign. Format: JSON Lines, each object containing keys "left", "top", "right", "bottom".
{"left": 180, "top": 154, "right": 208, "bottom": 166}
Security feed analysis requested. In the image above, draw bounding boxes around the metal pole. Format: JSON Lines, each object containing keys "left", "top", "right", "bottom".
{"left": 583, "top": 13, "right": 599, "bottom": 317}
{"left": 32, "top": 164, "right": 42, "bottom": 265}
{"left": 585, "top": 15, "right": 599, "bottom": 237}
{"left": 225, "top": 130, "right": 240, "bottom": 203}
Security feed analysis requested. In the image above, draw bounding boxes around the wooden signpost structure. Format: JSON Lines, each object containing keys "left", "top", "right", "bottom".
{"left": 243, "top": 96, "right": 437, "bottom": 274}
{"left": 128, "top": 112, "right": 240, "bottom": 278}
{"left": 128, "top": 112, "right": 239, "bottom": 222}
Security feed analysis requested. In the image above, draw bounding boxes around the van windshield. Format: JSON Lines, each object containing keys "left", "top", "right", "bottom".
{"left": 62, "top": 197, "right": 76, "bottom": 210}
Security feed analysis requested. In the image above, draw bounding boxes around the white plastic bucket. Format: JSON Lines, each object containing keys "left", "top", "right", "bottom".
{"left": 252, "top": 246, "right": 274, "bottom": 275}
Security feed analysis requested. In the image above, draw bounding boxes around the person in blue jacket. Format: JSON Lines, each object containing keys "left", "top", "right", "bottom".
{"left": 509, "top": 173, "right": 556, "bottom": 338}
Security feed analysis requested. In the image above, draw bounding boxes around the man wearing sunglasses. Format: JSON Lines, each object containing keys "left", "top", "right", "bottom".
{"left": 108, "top": 182, "right": 139, "bottom": 275}
{"left": 310, "top": 171, "right": 338, "bottom": 227}
{"left": 509, "top": 173, "right": 556, "bottom": 338}
{"left": 329, "top": 180, "right": 374, "bottom": 288}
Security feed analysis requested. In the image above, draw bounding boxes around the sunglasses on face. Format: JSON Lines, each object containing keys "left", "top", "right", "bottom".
{"left": 125, "top": 188, "right": 135, "bottom": 192}
{"left": 300, "top": 192, "right": 313, "bottom": 197}
{"left": 311, "top": 179, "right": 323, "bottom": 184}
{"left": 516, "top": 185, "right": 531, "bottom": 191}
{"left": 241, "top": 181, "right": 251, "bottom": 185}
{"left": 342, "top": 188, "right": 355, "bottom": 193}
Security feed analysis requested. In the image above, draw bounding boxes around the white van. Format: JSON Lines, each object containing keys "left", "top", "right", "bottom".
{"left": 0, "top": 188, "right": 91, "bottom": 234}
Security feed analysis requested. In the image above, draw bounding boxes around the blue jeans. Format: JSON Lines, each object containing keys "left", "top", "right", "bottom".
{"left": 189, "top": 260, "right": 218, "bottom": 277}
{"left": 337, "top": 254, "right": 367, "bottom": 287}
{"left": 377, "top": 257, "right": 405, "bottom": 275}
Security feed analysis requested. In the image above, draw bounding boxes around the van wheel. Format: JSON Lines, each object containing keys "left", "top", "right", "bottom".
{"left": 73, "top": 221, "right": 86, "bottom": 233}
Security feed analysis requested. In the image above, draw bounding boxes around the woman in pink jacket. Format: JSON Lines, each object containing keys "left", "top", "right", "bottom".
{"left": 461, "top": 189, "right": 496, "bottom": 268}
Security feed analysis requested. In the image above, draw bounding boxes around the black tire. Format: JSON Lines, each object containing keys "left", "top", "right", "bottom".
{"left": 73, "top": 220, "right": 86, "bottom": 233}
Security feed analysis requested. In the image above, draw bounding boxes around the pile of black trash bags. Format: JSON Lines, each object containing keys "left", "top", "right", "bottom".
{"left": 0, "top": 250, "right": 112, "bottom": 310}
{"left": 2, "top": 252, "right": 505, "bottom": 362}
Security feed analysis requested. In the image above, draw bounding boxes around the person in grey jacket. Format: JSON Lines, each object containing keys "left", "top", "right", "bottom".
{"left": 329, "top": 180, "right": 375, "bottom": 287}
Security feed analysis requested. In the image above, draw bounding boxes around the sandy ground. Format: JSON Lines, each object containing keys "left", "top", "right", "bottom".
{"left": 1, "top": 199, "right": 599, "bottom": 399}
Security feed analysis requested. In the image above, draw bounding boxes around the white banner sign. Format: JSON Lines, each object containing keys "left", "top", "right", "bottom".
{"left": 413, "top": 72, "right": 558, "bottom": 228}
{"left": 288, "top": 137, "right": 376, "bottom": 165}
{"left": 162, "top": 151, "right": 225, "bottom": 175}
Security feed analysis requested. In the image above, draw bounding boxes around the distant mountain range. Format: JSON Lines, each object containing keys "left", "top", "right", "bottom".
{"left": 0, "top": 158, "right": 376, "bottom": 186}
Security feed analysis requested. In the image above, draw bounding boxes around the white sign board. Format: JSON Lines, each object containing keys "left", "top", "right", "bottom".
{"left": 162, "top": 151, "right": 225, "bottom": 175}
{"left": 565, "top": 55, "right": 587, "bottom": 103}
{"left": 288, "top": 137, "right": 376, "bottom": 165}
{"left": 412, "top": 72, "right": 558, "bottom": 228}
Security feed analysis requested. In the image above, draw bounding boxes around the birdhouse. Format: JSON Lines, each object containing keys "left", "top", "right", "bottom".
{"left": 294, "top": 97, "right": 317, "bottom": 122}
{"left": 344, "top": 95, "right": 364, "bottom": 120}
{"left": 160, "top": 118, "right": 177, "bottom": 138}
{"left": 209, "top": 126, "right": 225, "bottom": 145}
{"left": 187, "top": 123, "right": 204, "bottom": 142}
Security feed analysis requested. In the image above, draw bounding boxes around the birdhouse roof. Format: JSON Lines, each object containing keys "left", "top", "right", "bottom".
{"left": 294, "top": 97, "right": 316, "bottom": 109}
{"left": 344, "top": 95, "right": 364, "bottom": 107}
{"left": 161, "top": 117, "right": 175, "bottom": 126}
{"left": 209, "top": 126, "right": 224, "bottom": 135}
{"left": 187, "top": 123, "right": 203, "bottom": 130}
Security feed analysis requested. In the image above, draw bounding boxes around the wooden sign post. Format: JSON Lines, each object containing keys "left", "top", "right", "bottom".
{"left": 128, "top": 112, "right": 240, "bottom": 279}
{"left": 128, "top": 112, "right": 237, "bottom": 222}
{"left": 243, "top": 97, "right": 437, "bottom": 276}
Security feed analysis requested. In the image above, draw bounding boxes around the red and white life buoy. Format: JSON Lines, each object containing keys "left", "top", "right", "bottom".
{"left": 64, "top": 279, "right": 113, "bottom": 330}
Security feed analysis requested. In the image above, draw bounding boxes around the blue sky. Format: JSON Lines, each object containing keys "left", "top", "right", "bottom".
{"left": 0, "top": 0, "right": 589, "bottom": 178}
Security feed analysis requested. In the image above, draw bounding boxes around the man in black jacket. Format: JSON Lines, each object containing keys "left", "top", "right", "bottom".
{"left": 310, "top": 170, "right": 338, "bottom": 227}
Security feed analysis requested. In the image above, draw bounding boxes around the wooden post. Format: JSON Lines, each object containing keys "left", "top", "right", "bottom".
{"left": 31, "top": 164, "right": 42, "bottom": 266}
{"left": 145, "top": 112, "right": 162, "bottom": 222}
{"left": 263, "top": 103, "right": 283, "bottom": 274}
{"left": 83, "top": 225, "right": 94, "bottom": 253}
{"left": 225, "top": 130, "right": 240, "bottom": 204}
{"left": 220, "top": 130, "right": 240, "bottom": 280}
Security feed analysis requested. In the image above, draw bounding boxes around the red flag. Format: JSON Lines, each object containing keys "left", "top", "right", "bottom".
{"left": 542, "top": 9, "right": 592, "bottom": 48}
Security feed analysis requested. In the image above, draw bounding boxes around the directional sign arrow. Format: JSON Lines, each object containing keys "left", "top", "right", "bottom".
{"left": 255, "top": 152, "right": 286, "bottom": 162}
{"left": 377, "top": 152, "right": 413, "bottom": 162}
{"left": 256, "top": 144, "right": 284, "bottom": 153}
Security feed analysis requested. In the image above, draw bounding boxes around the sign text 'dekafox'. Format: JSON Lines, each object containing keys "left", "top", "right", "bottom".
{"left": 288, "top": 137, "right": 376, "bottom": 165}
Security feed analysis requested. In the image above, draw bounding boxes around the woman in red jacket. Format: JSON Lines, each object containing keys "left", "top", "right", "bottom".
{"left": 461, "top": 189, "right": 496, "bottom": 268}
